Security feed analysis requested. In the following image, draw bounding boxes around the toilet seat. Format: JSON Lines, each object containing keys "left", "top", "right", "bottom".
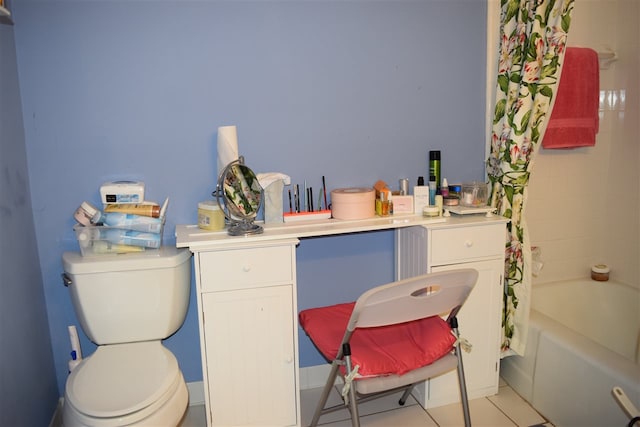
{"left": 64, "top": 341, "right": 186, "bottom": 425}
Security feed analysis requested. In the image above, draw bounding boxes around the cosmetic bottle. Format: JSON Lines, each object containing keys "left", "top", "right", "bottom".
{"left": 429, "top": 150, "right": 441, "bottom": 190}
{"left": 376, "top": 191, "right": 392, "bottom": 217}
{"left": 100, "top": 228, "right": 162, "bottom": 248}
{"left": 91, "top": 241, "right": 145, "bottom": 254}
{"left": 434, "top": 195, "right": 443, "bottom": 216}
{"left": 399, "top": 178, "right": 409, "bottom": 196}
{"left": 428, "top": 175, "right": 437, "bottom": 205}
{"left": 102, "top": 212, "right": 163, "bottom": 233}
{"left": 413, "top": 180, "right": 430, "bottom": 214}
{"left": 104, "top": 202, "right": 160, "bottom": 218}
{"left": 441, "top": 178, "right": 450, "bottom": 197}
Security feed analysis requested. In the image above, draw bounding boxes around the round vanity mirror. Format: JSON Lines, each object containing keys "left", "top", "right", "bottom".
{"left": 216, "top": 157, "right": 263, "bottom": 236}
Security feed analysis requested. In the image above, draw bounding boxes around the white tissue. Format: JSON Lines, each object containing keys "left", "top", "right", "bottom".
{"left": 217, "top": 125, "right": 239, "bottom": 178}
{"left": 257, "top": 173, "right": 291, "bottom": 224}
{"left": 256, "top": 172, "right": 291, "bottom": 188}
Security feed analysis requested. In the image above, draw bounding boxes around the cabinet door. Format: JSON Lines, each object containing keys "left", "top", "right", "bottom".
{"left": 202, "top": 285, "right": 297, "bottom": 426}
{"left": 427, "top": 260, "right": 503, "bottom": 406}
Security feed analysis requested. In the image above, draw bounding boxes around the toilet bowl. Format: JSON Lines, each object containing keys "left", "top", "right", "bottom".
{"left": 61, "top": 247, "right": 192, "bottom": 427}
{"left": 63, "top": 342, "right": 188, "bottom": 427}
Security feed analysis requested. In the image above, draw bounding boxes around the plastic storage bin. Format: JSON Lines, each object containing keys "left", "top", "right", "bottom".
{"left": 74, "top": 224, "right": 163, "bottom": 256}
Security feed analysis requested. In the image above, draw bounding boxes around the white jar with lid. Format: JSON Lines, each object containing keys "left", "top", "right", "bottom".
{"left": 198, "top": 201, "right": 225, "bottom": 231}
{"left": 423, "top": 205, "right": 440, "bottom": 218}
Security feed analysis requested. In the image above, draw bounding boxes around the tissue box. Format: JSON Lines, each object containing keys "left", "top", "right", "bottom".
{"left": 100, "top": 181, "right": 145, "bottom": 204}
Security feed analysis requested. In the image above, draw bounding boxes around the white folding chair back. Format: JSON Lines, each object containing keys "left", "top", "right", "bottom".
{"left": 349, "top": 268, "right": 477, "bottom": 329}
{"left": 301, "top": 268, "right": 478, "bottom": 427}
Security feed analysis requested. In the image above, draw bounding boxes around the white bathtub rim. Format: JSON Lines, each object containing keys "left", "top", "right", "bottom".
{"left": 534, "top": 278, "right": 639, "bottom": 292}
{"left": 530, "top": 311, "right": 639, "bottom": 426}
{"left": 532, "top": 278, "right": 640, "bottom": 362}
{"left": 501, "top": 309, "right": 640, "bottom": 426}
{"left": 531, "top": 310, "right": 639, "bottom": 383}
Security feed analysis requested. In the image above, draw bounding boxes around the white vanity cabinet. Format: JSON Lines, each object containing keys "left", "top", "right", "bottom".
{"left": 193, "top": 239, "right": 300, "bottom": 427}
{"left": 396, "top": 217, "right": 506, "bottom": 408}
{"left": 178, "top": 214, "right": 507, "bottom": 426}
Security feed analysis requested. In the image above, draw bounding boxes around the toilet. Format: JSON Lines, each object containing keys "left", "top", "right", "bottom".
{"left": 61, "top": 247, "right": 192, "bottom": 427}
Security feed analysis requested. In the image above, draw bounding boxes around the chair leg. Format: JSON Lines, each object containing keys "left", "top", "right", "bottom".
{"left": 451, "top": 319, "right": 471, "bottom": 427}
{"left": 343, "top": 344, "right": 361, "bottom": 427}
{"left": 456, "top": 351, "right": 471, "bottom": 427}
{"left": 347, "top": 385, "right": 360, "bottom": 427}
{"left": 310, "top": 360, "right": 341, "bottom": 427}
{"left": 399, "top": 384, "right": 414, "bottom": 406}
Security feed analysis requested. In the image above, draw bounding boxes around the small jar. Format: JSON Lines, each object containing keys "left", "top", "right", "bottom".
{"left": 198, "top": 201, "right": 225, "bottom": 231}
{"left": 443, "top": 196, "right": 459, "bottom": 206}
{"left": 448, "top": 184, "right": 462, "bottom": 198}
{"left": 74, "top": 201, "right": 105, "bottom": 226}
{"left": 423, "top": 205, "right": 440, "bottom": 218}
{"left": 591, "top": 264, "right": 610, "bottom": 281}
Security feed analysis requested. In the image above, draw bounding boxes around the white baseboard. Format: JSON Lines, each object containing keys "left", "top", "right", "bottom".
{"left": 186, "top": 381, "right": 205, "bottom": 406}
{"left": 49, "top": 398, "right": 64, "bottom": 427}
{"left": 298, "top": 364, "right": 333, "bottom": 390}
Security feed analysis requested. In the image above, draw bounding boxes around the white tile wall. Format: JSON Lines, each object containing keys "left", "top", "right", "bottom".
{"left": 527, "top": 0, "right": 639, "bottom": 288}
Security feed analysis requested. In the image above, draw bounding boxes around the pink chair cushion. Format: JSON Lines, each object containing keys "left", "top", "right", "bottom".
{"left": 299, "top": 302, "right": 456, "bottom": 378}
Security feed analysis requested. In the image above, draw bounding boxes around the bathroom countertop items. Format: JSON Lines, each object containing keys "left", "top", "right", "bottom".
{"left": 72, "top": 185, "right": 169, "bottom": 256}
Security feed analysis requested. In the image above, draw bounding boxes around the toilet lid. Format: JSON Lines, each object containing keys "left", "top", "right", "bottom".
{"left": 66, "top": 341, "right": 180, "bottom": 418}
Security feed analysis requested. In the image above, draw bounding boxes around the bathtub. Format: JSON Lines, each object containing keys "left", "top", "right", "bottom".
{"left": 501, "top": 279, "right": 640, "bottom": 427}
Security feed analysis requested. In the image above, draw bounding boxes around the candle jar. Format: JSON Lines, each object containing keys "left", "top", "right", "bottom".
{"left": 591, "top": 264, "right": 610, "bottom": 281}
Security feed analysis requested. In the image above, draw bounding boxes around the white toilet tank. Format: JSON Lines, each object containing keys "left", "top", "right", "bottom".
{"left": 62, "top": 247, "right": 192, "bottom": 345}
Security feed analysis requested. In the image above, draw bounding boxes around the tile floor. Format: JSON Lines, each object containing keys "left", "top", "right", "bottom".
{"left": 180, "top": 378, "right": 554, "bottom": 427}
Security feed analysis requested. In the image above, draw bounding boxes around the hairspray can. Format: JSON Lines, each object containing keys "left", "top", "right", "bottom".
{"left": 399, "top": 178, "right": 409, "bottom": 196}
{"left": 429, "top": 150, "right": 441, "bottom": 190}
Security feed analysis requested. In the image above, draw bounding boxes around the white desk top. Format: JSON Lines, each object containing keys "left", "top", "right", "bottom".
{"left": 176, "top": 213, "right": 507, "bottom": 251}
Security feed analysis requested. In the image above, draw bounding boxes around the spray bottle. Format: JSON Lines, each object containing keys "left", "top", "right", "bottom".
{"left": 429, "top": 150, "right": 441, "bottom": 190}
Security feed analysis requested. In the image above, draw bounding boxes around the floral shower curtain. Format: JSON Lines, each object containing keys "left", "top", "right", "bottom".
{"left": 487, "top": 0, "right": 574, "bottom": 356}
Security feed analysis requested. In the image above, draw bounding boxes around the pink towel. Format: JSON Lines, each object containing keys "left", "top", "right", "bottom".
{"left": 542, "top": 47, "right": 599, "bottom": 149}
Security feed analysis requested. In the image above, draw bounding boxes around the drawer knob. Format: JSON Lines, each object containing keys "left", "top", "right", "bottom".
{"left": 465, "top": 240, "right": 473, "bottom": 248}
{"left": 242, "top": 265, "right": 251, "bottom": 272}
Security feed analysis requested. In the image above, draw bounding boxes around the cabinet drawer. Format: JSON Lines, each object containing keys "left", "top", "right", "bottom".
{"left": 199, "top": 245, "right": 294, "bottom": 292}
{"left": 430, "top": 224, "right": 504, "bottom": 265}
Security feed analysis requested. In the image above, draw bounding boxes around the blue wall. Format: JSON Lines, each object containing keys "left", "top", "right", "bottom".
{"left": 0, "top": 17, "right": 59, "bottom": 426}
{"left": 12, "top": 0, "right": 487, "bottom": 396}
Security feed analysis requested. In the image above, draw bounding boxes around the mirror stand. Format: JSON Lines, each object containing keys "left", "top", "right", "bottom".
{"left": 227, "top": 220, "right": 264, "bottom": 236}
{"left": 216, "top": 156, "right": 264, "bottom": 236}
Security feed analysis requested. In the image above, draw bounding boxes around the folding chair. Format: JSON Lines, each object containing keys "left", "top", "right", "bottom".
{"left": 299, "top": 268, "right": 478, "bottom": 427}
